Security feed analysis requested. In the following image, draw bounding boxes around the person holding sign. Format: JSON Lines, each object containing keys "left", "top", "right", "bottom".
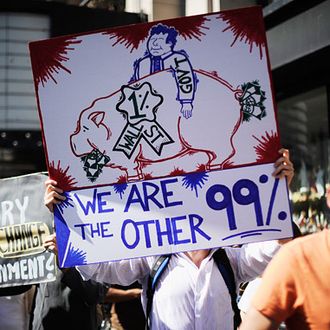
{"left": 44, "top": 149, "right": 294, "bottom": 330}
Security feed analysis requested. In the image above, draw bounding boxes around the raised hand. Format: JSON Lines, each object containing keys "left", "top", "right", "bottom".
{"left": 44, "top": 179, "right": 66, "bottom": 212}
{"left": 272, "top": 148, "right": 294, "bottom": 186}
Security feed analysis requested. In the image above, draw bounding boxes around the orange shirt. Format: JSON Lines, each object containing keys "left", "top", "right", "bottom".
{"left": 252, "top": 229, "right": 330, "bottom": 330}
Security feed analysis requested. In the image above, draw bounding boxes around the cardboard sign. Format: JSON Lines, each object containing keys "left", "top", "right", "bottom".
{"left": 0, "top": 173, "right": 56, "bottom": 287}
{"left": 30, "top": 7, "right": 281, "bottom": 189}
{"left": 29, "top": 7, "right": 293, "bottom": 266}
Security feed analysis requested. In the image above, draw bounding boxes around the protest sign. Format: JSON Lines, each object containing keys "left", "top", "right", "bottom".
{"left": 29, "top": 7, "right": 293, "bottom": 266}
{"left": 55, "top": 163, "right": 292, "bottom": 267}
{"left": 0, "top": 173, "right": 56, "bottom": 287}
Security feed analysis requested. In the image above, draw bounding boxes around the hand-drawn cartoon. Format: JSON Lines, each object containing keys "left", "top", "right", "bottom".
{"left": 69, "top": 20, "right": 268, "bottom": 183}
{"left": 31, "top": 8, "right": 275, "bottom": 188}
{"left": 69, "top": 67, "right": 242, "bottom": 182}
{"left": 130, "top": 24, "right": 197, "bottom": 120}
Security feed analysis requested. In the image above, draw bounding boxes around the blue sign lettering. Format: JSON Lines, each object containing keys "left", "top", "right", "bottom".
{"left": 120, "top": 213, "right": 211, "bottom": 250}
{"left": 206, "top": 184, "right": 236, "bottom": 230}
{"left": 172, "top": 215, "right": 190, "bottom": 245}
{"left": 121, "top": 219, "right": 140, "bottom": 249}
{"left": 155, "top": 217, "right": 173, "bottom": 246}
{"left": 189, "top": 214, "right": 211, "bottom": 243}
{"left": 74, "top": 189, "right": 114, "bottom": 216}
{"left": 124, "top": 178, "right": 183, "bottom": 212}
{"left": 161, "top": 178, "right": 183, "bottom": 208}
{"left": 74, "top": 221, "right": 114, "bottom": 240}
{"left": 206, "top": 178, "right": 265, "bottom": 231}
{"left": 97, "top": 192, "right": 114, "bottom": 213}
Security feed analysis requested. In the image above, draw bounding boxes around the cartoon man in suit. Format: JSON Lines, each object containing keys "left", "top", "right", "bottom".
{"left": 130, "top": 23, "right": 198, "bottom": 119}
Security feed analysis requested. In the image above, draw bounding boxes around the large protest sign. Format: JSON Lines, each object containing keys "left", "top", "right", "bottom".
{"left": 29, "top": 7, "right": 293, "bottom": 266}
{"left": 0, "top": 173, "right": 56, "bottom": 287}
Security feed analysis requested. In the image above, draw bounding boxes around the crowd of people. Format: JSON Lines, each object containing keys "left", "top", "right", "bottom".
{"left": 290, "top": 165, "right": 330, "bottom": 235}
{"left": 1, "top": 148, "right": 329, "bottom": 330}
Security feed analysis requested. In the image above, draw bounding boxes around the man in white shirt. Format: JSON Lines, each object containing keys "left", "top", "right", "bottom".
{"left": 77, "top": 241, "right": 279, "bottom": 330}
{"left": 44, "top": 149, "right": 294, "bottom": 330}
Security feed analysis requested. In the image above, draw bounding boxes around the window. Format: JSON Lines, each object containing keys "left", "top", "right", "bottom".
{"left": 0, "top": 13, "right": 50, "bottom": 130}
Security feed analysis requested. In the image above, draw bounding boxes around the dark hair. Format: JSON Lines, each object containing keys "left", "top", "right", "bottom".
{"left": 149, "top": 23, "right": 178, "bottom": 48}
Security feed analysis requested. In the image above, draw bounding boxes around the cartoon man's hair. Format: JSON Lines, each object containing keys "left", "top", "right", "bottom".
{"left": 149, "top": 23, "right": 178, "bottom": 48}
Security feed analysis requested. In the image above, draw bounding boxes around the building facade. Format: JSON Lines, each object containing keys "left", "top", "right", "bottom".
{"left": 0, "top": 0, "right": 146, "bottom": 177}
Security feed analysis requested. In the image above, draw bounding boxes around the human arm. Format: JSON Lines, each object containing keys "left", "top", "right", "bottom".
{"left": 240, "top": 243, "right": 298, "bottom": 330}
{"left": 76, "top": 257, "right": 150, "bottom": 288}
{"left": 104, "top": 286, "right": 142, "bottom": 303}
{"left": 273, "top": 148, "right": 295, "bottom": 244}
{"left": 43, "top": 231, "right": 150, "bottom": 289}
{"left": 225, "top": 240, "right": 280, "bottom": 284}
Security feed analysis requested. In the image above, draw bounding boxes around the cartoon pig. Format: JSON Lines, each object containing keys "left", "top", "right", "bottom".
{"left": 70, "top": 70, "right": 242, "bottom": 183}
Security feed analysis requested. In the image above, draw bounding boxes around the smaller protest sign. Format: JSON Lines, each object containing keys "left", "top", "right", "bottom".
{"left": 55, "top": 163, "right": 293, "bottom": 267}
{"left": 0, "top": 173, "right": 56, "bottom": 288}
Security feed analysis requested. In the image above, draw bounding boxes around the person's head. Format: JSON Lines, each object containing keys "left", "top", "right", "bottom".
{"left": 147, "top": 24, "right": 178, "bottom": 56}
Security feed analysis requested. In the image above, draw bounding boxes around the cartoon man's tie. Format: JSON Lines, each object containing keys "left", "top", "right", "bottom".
{"left": 152, "top": 56, "right": 162, "bottom": 72}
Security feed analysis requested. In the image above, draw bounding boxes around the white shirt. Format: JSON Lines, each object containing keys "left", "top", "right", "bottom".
{"left": 77, "top": 241, "right": 279, "bottom": 330}
{"left": 237, "top": 277, "right": 262, "bottom": 314}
